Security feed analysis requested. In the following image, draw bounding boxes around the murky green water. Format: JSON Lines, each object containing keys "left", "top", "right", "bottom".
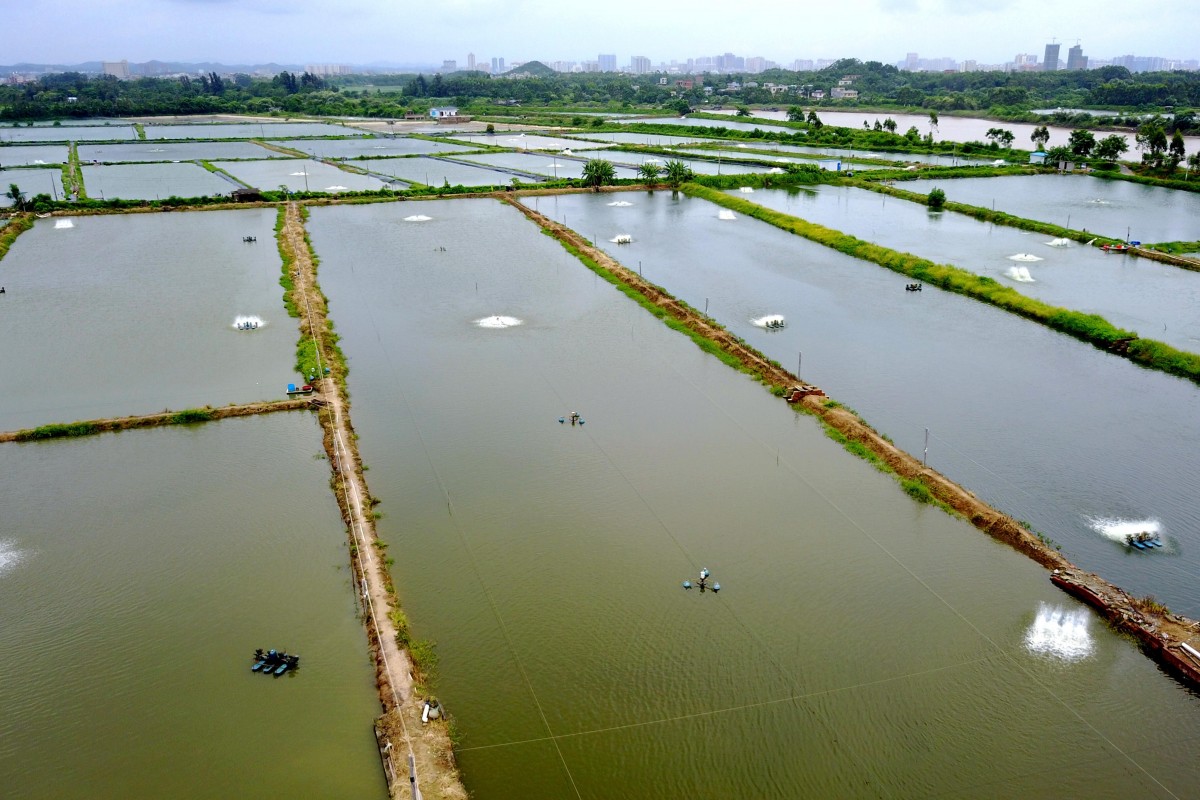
{"left": 0, "top": 414, "right": 384, "bottom": 799}
{"left": 738, "top": 185, "right": 1200, "bottom": 352}
{"left": 531, "top": 191, "right": 1200, "bottom": 619}
{"left": 0, "top": 210, "right": 296, "bottom": 430}
{"left": 307, "top": 198, "right": 1200, "bottom": 799}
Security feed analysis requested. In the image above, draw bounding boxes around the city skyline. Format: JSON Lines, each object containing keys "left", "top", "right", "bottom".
{"left": 2, "top": 0, "right": 1197, "bottom": 69}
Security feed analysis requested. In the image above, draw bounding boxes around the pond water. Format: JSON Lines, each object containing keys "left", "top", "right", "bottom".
{"left": 142, "top": 122, "right": 365, "bottom": 140}
{"left": 737, "top": 185, "right": 1200, "bottom": 352}
{"left": 567, "top": 131, "right": 742, "bottom": 147}
{"left": 0, "top": 125, "right": 137, "bottom": 143}
{"left": 445, "top": 133, "right": 608, "bottom": 151}
{"left": 0, "top": 145, "right": 69, "bottom": 167}
{"left": 78, "top": 141, "right": 285, "bottom": 163}
{"left": 530, "top": 191, "right": 1200, "bottom": 619}
{"left": 902, "top": 174, "right": 1200, "bottom": 243}
{"left": 548, "top": 150, "right": 767, "bottom": 176}
{"left": 629, "top": 116, "right": 796, "bottom": 134}
{"left": 276, "top": 137, "right": 477, "bottom": 159}
{"left": 0, "top": 169, "right": 62, "bottom": 207}
{"left": 212, "top": 159, "right": 385, "bottom": 193}
{"left": 695, "top": 142, "right": 997, "bottom": 167}
{"left": 307, "top": 198, "right": 1200, "bottom": 799}
{"left": 354, "top": 157, "right": 521, "bottom": 187}
{"left": 0, "top": 414, "right": 384, "bottom": 799}
{"left": 0, "top": 210, "right": 296, "bottom": 430}
{"left": 454, "top": 151, "right": 630, "bottom": 180}
{"left": 81, "top": 162, "right": 235, "bottom": 200}
{"left": 712, "top": 109, "right": 1200, "bottom": 153}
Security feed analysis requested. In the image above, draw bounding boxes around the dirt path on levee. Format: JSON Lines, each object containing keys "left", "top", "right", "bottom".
{"left": 281, "top": 202, "right": 466, "bottom": 799}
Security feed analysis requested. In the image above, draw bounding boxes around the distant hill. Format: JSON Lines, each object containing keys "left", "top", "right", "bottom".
{"left": 504, "top": 61, "right": 556, "bottom": 78}
{"left": 0, "top": 60, "right": 304, "bottom": 76}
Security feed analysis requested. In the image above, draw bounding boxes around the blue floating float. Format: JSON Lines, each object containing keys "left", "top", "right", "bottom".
{"left": 682, "top": 580, "right": 692, "bottom": 590}
{"left": 558, "top": 418, "right": 565, "bottom": 424}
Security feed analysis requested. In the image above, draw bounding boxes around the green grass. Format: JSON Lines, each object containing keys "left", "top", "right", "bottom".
{"left": 0, "top": 214, "right": 35, "bottom": 262}
{"left": 170, "top": 408, "right": 214, "bottom": 424}
{"left": 14, "top": 421, "right": 99, "bottom": 441}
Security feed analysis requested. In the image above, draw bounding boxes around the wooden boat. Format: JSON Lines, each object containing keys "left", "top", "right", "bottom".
{"left": 1101, "top": 243, "right": 1131, "bottom": 253}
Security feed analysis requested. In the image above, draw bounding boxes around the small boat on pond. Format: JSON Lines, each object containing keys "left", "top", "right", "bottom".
{"left": 252, "top": 648, "right": 299, "bottom": 675}
{"left": 287, "top": 383, "right": 315, "bottom": 396}
{"left": 1102, "top": 243, "right": 1131, "bottom": 253}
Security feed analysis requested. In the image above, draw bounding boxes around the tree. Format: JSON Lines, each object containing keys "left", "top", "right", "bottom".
{"left": 1047, "top": 145, "right": 1072, "bottom": 165}
{"left": 1068, "top": 129, "right": 1096, "bottom": 158}
{"left": 927, "top": 187, "right": 946, "bottom": 210}
{"left": 1095, "top": 134, "right": 1129, "bottom": 162}
{"left": 882, "top": 117, "right": 897, "bottom": 133}
{"left": 1136, "top": 122, "right": 1169, "bottom": 166}
{"left": 6, "top": 183, "right": 25, "bottom": 210}
{"left": 1187, "top": 152, "right": 1200, "bottom": 180}
{"left": 1030, "top": 125, "right": 1050, "bottom": 149}
{"left": 1168, "top": 131, "right": 1187, "bottom": 168}
{"left": 806, "top": 111, "right": 822, "bottom": 129}
{"left": 637, "top": 162, "right": 662, "bottom": 183}
{"left": 581, "top": 159, "right": 616, "bottom": 190}
{"left": 928, "top": 111, "right": 939, "bottom": 136}
{"left": 986, "top": 127, "right": 1014, "bottom": 148}
{"left": 735, "top": 105, "right": 751, "bottom": 117}
{"left": 663, "top": 159, "right": 695, "bottom": 188}
{"left": 786, "top": 106, "right": 805, "bottom": 122}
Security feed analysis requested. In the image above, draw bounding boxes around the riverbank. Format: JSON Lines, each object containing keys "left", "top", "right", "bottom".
{"left": 507, "top": 193, "right": 1200, "bottom": 693}
{"left": 279, "top": 201, "right": 467, "bottom": 800}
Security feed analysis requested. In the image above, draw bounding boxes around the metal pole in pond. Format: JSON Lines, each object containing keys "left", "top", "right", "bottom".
{"left": 1066, "top": 214, "right": 1071, "bottom": 230}
{"left": 798, "top": 351, "right": 802, "bottom": 379}
{"left": 705, "top": 297, "right": 709, "bottom": 315}
{"left": 923, "top": 427, "right": 929, "bottom": 466}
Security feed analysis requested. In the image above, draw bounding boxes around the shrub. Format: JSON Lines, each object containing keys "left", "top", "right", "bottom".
{"left": 927, "top": 187, "right": 946, "bottom": 209}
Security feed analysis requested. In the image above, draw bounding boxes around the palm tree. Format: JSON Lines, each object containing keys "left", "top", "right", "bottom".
{"left": 581, "top": 159, "right": 616, "bottom": 191}
{"left": 664, "top": 160, "right": 695, "bottom": 188}
{"left": 637, "top": 162, "right": 662, "bottom": 184}
{"left": 6, "top": 183, "right": 26, "bottom": 211}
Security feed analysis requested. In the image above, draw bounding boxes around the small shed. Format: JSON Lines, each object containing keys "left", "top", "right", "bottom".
{"left": 817, "top": 158, "right": 842, "bottom": 172}
{"left": 1029, "top": 151, "right": 1048, "bottom": 165}
{"left": 429, "top": 106, "right": 459, "bottom": 119}
{"left": 232, "top": 188, "right": 264, "bottom": 202}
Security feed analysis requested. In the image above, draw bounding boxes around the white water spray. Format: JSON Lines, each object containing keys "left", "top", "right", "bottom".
{"left": 768, "top": 167, "right": 785, "bottom": 174}
{"left": 0, "top": 540, "right": 28, "bottom": 578}
{"left": 1008, "top": 253, "right": 1043, "bottom": 262}
{"left": 1089, "top": 517, "right": 1161, "bottom": 544}
{"left": 1025, "top": 602, "right": 1094, "bottom": 662}
{"left": 610, "top": 234, "right": 632, "bottom": 244}
{"left": 233, "top": 315, "right": 265, "bottom": 330}
{"left": 477, "top": 315, "right": 522, "bottom": 328}
{"left": 54, "top": 219, "right": 74, "bottom": 229}
{"left": 1045, "top": 238, "right": 1071, "bottom": 247}
{"left": 607, "top": 201, "right": 633, "bottom": 207}
{"left": 1005, "top": 266, "right": 1035, "bottom": 282}
{"left": 404, "top": 215, "right": 432, "bottom": 222}
{"left": 738, "top": 187, "right": 755, "bottom": 193}
{"left": 752, "top": 314, "right": 787, "bottom": 328}
{"left": 718, "top": 209, "right": 736, "bottom": 220}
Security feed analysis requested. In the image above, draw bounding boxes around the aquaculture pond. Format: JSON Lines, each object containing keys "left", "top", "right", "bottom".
{"left": 306, "top": 198, "right": 1200, "bottom": 799}
{"left": 530, "top": 191, "right": 1200, "bottom": 619}
{"left": 0, "top": 169, "right": 62, "bottom": 207}
{"left": 212, "top": 159, "right": 385, "bottom": 193}
{"left": 78, "top": 141, "right": 284, "bottom": 163}
{"left": 141, "top": 122, "right": 365, "bottom": 140}
{"left": 738, "top": 185, "right": 1200, "bottom": 353}
{"left": 627, "top": 116, "right": 796, "bottom": 134}
{"left": 353, "top": 156, "right": 521, "bottom": 187}
{"left": 0, "top": 144, "right": 68, "bottom": 167}
{"left": 566, "top": 131, "right": 744, "bottom": 147}
{"left": 0, "top": 414, "right": 384, "bottom": 799}
{"left": 444, "top": 132, "right": 605, "bottom": 151}
{"left": 549, "top": 150, "right": 767, "bottom": 176}
{"left": 902, "top": 174, "right": 1200, "bottom": 244}
{"left": 276, "top": 136, "right": 478, "bottom": 159}
{"left": 458, "top": 151, "right": 640, "bottom": 180}
{"left": 0, "top": 124, "right": 136, "bottom": 143}
{"left": 80, "top": 162, "right": 235, "bottom": 200}
{"left": 691, "top": 142, "right": 996, "bottom": 167}
{"left": 0, "top": 209, "right": 295, "bottom": 431}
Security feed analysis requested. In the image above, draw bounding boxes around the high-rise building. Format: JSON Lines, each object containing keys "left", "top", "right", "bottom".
{"left": 102, "top": 60, "right": 129, "bottom": 79}
{"left": 1043, "top": 42, "right": 1060, "bottom": 71}
{"left": 599, "top": 54, "right": 617, "bottom": 72}
{"left": 490, "top": 57, "right": 506, "bottom": 74}
{"left": 467, "top": 53, "right": 476, "bottom": 70}
{"left": 1066, "top": 44, "right": 1087, "bottom": 70}
{"left": 630, "top": 55, "right": 651, "bottom": 74}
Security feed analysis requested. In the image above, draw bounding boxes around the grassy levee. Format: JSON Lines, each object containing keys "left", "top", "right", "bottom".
{"left": 846, "top": 175, "right": 1119, "bottom": 243}
{"left": 1, "top": 400, "right": 312, "bottom": 444}
{"left": 686, "top": 184, "right": 1200, "bottom": 386}
{"left": 275, "top": 205, "right": 323, "bottom": 379}
{"left": 0, "top": 213, "right": 35, "bottom": 261}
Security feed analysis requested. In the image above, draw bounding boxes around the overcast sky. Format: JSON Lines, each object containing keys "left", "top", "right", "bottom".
{"left": 2, "top": 0, "right": 1195, "bottom": 68}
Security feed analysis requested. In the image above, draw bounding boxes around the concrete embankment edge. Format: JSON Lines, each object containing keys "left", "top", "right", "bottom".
{"left": 507, "top": 193, "right": 1200, "bottom": 694}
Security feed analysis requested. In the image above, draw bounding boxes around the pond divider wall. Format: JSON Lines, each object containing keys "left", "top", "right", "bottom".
{"left": 508, "top": 191, "right": 1200, "bottom": 694}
